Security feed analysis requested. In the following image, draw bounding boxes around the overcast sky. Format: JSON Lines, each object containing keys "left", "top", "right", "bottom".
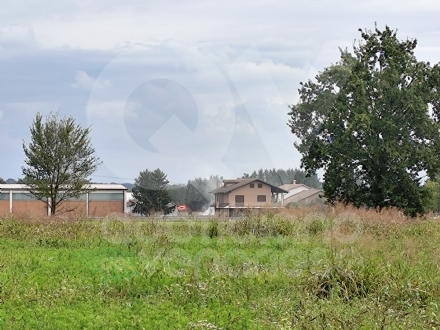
{"left": 1, "top": 0, "right": 440, "bottom": 184}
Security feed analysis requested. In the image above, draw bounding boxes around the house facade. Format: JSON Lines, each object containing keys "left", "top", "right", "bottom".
{"left": 0, "top": 184, "right": 128, "bottom": 217}
{"left": 211, "top": 179, "right": 288, "bottom": 217}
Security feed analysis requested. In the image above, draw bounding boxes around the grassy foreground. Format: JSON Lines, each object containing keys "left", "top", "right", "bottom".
{"left": 1, "top": 207, "right": 440, "bottom": 329}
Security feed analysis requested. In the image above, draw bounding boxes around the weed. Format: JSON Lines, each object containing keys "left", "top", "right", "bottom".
{"left": 207, "top": 220, "right": 219, "bottom": 239}
{"left": 1, "top": 208, "right": 440, "bottom": 329}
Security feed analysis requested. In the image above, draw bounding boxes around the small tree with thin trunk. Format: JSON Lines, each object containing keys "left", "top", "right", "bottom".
{"left": 22, "top": 112, "right": 102, "bottom": 216}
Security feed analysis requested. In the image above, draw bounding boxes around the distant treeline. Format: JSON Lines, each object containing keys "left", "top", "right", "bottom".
{"left": 241, "top": 168, "right": 322, "bottom": 189}
{"left": 0, "top": 178, "right": 22, "bottom": 184}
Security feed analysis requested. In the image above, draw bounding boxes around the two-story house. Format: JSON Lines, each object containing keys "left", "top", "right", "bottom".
{"left": 211, "top": 179, "right": 288, "bottom": 217}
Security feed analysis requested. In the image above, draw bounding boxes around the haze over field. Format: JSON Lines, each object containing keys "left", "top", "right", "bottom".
{"left": 1, "top": 0, "right": 439, "bottom": 184}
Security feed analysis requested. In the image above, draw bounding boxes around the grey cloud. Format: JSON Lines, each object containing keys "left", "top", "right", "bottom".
{"left": 1, "top": 1, "right": 440, "bottom": 182}
{"left": 0, "top": 48, "right": 114, "bottom": 102}
{"left": 71, "top": 71, "right": 111, "bottom": 90}
{"left": 0, "top": 23, "right": 37, "bottom": 49}
{"left": 123, "top": 79, "right": 198, "bottom": 152}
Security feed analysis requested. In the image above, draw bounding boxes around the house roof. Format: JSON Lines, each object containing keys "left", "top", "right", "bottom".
{"left": 279, "top": 183, "right": 310, "bottom": 191}
{"left": 211, "top": 179, "right": 288, "bottom": 194}
{"left": 285, "top": 189, "right": 323, "bottom": 204}
{"left": 0, "top": 183, "right": 128, "bottom": 191}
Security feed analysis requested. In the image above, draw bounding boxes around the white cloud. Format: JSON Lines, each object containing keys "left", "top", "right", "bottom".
{"left": 71, "top": 71, "right": 110, "bottom": 90}
{"left": 0, "top": 23, "right": 36, "bottom": 48}
{"left": 0, "top": 110, "right": 3, "bottom": 121}
{"left": 1, "top": 0, "right": 440, "bottom": 182}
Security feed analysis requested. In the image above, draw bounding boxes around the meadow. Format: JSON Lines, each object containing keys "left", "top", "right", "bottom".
{"left": 1, "top": 206, "right": 440, "bottom": 329}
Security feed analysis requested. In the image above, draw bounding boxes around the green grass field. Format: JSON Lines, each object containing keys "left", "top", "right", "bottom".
{"left": 1, "top": 207, "right": 440, "bottom": 329}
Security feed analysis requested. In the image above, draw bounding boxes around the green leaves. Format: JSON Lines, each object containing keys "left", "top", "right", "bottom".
{"left": 131, "top": 168, "right": 173, "bottom": 216}
{"left": 22, "top": 112, "right": 102, "bottom": 215}
{"left": 184, "top": 177, "right": 215, "bottom": 212}
{"left": 288, "top": 25, "right": 440, "bottom": 216}
{"left": 288, "top": 49, "right": 357, "bottom": 155}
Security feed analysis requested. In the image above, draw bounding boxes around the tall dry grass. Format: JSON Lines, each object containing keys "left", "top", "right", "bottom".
{"left": 1, "top": 205, "right": 440, "bottom": 329}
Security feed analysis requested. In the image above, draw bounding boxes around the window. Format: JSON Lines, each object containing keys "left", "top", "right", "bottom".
{"left": 12, "top": 193, "right": 38, "bottom": 201}
{"left": 89, "top": 193, "right": 124, "bottom": 201}
{"left": 67, "top": 194, "right": 88, "bottom": 201}
{"left": 258, "top": 183, "right": 263, "bottom": 188}
{"left": 257, "top": 195, "right": 266, "bottom": 202}
{"left": 250, "top": 184, "right": 254, "bottom": 188}
{"left": 235, "top": 195, "right": 244, "bottom": 206}
{"left": 0, "top": 193, "right": 9, "bottom": 201}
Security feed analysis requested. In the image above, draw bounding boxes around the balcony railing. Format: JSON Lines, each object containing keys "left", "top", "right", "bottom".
{"left": 218, "top": 201, "right": 283, "bottom": 208}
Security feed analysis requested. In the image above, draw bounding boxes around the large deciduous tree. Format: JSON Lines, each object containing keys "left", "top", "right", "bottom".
{"left": 131, "top": 168, "right": 173, "bottom": 216}
{"left": 288, "top": 25, "right": 440, "bottom": 216}
{"left": 22, "top": 112, "right": 102, "bottom": 215}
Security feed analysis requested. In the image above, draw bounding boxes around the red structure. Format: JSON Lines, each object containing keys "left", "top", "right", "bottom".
{"left": 177, "top": 205, "right": 187, "bottom": 212}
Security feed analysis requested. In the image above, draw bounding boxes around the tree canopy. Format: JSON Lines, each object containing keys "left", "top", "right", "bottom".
{"left": 22, "top": 112, "right": 101, "bottom": 215}
{"left": 424, "top": 177, "right": 440, "bottom": 213}
{"left": 185, "top": 176, "right": 220, "bottom": 212}
{"left": 168, "top": 176, "right": 220, "bottom": 213}
{"left": 288, "top": 25, "right": 440, "bottom": 216}
{"left": 131, "top": 168, "right": 173, "bottom": 216}
{"left": 168, "top": 184, "right": 187, "bottom": 205}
